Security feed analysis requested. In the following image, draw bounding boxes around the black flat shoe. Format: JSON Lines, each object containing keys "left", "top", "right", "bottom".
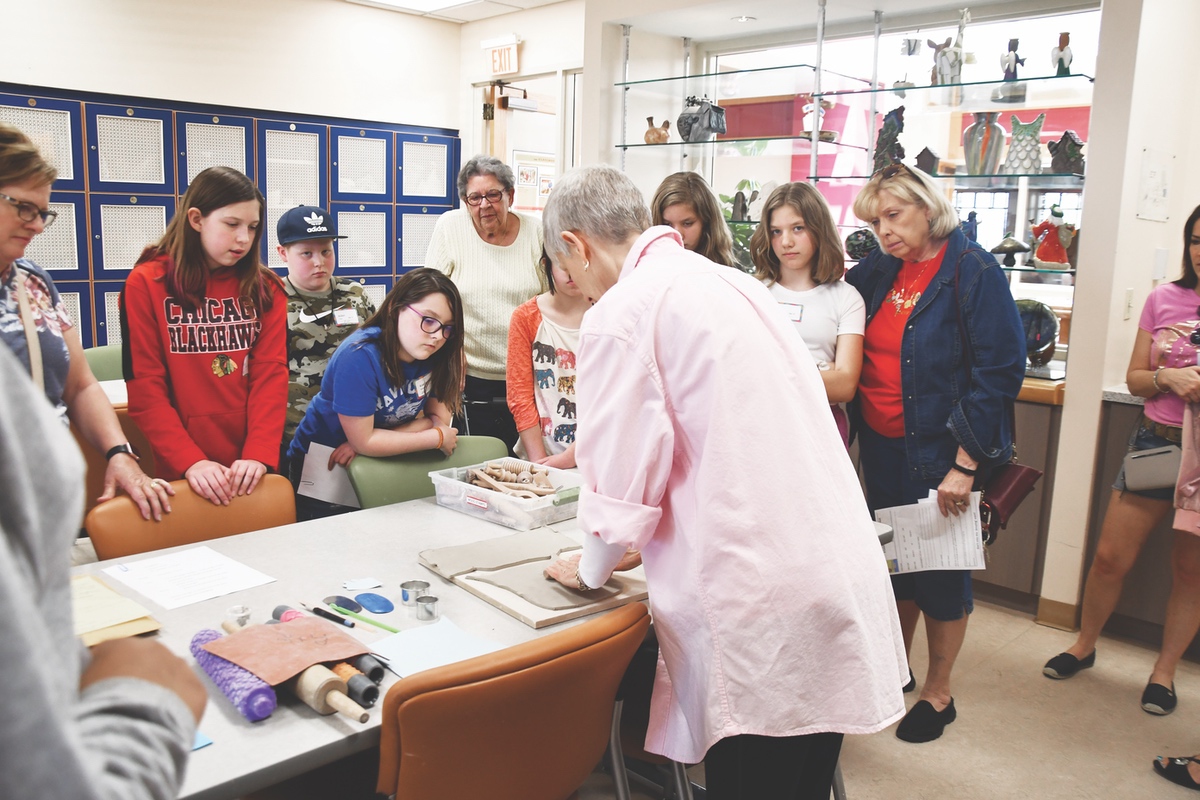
{"left": 1042, "top": 650, "right": 1095, "bottom": 679}
{"left": 896, "top": 699, "right": 956, "bottom": 743}
{"left": 1154, "top": 756, "right": 1200, "bottom": 790}
{"left": 1142, "top": 681, "right": 1177, "bottom": 715}
{"left": 902, "top": 669, "right": 916, "bottom": 693}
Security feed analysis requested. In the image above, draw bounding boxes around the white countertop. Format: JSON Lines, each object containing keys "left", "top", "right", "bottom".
{"left": 1103, "top": 383, "right": 1143, "bottom": 405}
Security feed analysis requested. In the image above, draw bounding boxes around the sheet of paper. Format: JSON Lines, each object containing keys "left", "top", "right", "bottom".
{"left": 71, "top": 575, "right": 155, "bottom": 635}
{"left": 102, "top": 546, "right": 275, "bottom": 610}
{"left": 370, "top": 617, "right": 503, "bottom": 677}
{"left": 296, "top": 443, "right": 361, "bottom": 508}
{"left": 876, "top": 491, "right": 985, "bottom": 574}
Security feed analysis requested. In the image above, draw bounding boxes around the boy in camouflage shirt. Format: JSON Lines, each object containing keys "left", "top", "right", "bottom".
{"left": 276, "top": 205, "right": 376, "bottom": 470}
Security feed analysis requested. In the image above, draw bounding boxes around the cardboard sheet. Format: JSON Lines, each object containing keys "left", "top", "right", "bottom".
{"left": 470, "top": 560, "right": 622, "bottom": 610}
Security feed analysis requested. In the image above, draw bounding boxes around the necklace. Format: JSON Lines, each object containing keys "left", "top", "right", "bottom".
{"left": 888, "top": 257, "right": 936, "bottom": 314}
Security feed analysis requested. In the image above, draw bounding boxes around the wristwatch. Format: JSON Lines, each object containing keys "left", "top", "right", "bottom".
{"left": 105, "top": 443, "right": 140, "bottom": 462}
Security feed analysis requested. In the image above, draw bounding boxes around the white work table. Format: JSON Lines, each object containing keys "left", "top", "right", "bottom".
{"left": 72, "top": 498, "right": 588, "bottom": 800}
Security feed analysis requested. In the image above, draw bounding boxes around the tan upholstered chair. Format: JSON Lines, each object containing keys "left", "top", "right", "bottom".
{"left": 72, "top": 407, "right": 157, "bottom": 517}
{"left": 376, "top": 602, "right": 651, "bottom": 800}
{"left": 84, "top": 474, "right": 296, "bottom": 560}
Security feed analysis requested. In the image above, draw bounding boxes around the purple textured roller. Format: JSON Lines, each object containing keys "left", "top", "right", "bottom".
{"left": 190, "top": 628, "right": 277, "bottom": 722}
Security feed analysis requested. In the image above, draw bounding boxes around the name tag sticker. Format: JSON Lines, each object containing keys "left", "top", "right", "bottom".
{"left": 780, "top": 302, "right": 803, "bottom": 322}
{"left": 334, "top": 307, "right": 359, "bottom": 326}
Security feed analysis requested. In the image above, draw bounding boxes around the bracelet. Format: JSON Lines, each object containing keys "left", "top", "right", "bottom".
{"left": 575, "top": 569, "right": 592, "bottom": 592}
{"left": 950, "top": 463, "right": 977, "bottom": 477}
{"left": 1153, "top": 367, "right": 1170, "bottom": 394}
{"left": 435, "top": 427, "right": 444, "bottom": 450}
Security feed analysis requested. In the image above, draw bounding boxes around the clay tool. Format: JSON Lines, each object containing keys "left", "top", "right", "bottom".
{"left": 331, "top": 662, "right": 380, "bottom": 707}
{"left": 329, "top": 603, "right": 400, "bottom": 633}
{"left": 400, "top": 580, "right": 430, "bottom": 605}
{"left": 300, "top": 602, "right": 355, "bottom": 627}
{"left": 355, "top": 592, "right": 395, "bottom": 613}
{"left": 288, "top": 664, "right": 369, "bottom": 723}
{"left": 272, "top": 605, "right": 305, "bottom": 622}
{"left": 190, "top": 629, "right": 277, "bottom": 722}
{"left": 324, "top": 594, "right": 363, "bottom": 613}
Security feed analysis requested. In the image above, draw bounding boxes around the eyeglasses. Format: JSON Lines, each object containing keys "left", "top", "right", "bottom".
{"left": 406, "top": 305, "right": 455, "bottom": 338}
{"left": 879, "top": 163, "right": 915, "bottom": 180}
{"left": 464, "top": 190, "right": 505, "bottom": 207}
{"left": 0, "top": 192, "right": 57, "bottom": 227}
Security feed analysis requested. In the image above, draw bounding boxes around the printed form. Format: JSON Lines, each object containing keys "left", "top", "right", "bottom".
{"left": 876, "top": 491, "right": 986, "bottom": 574}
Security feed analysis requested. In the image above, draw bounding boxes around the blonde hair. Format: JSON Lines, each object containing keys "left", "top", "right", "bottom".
{"left": 650, "top": 172, "right": 734, "bottom": 267}
{"left": 852, "top": 164, "right": 959, "bottom": 240}
{"left": 751, "top": 183, "right": 845, "bottom": 285}
{"left": 0, "top": 122, "right": 57, "bottom": 189}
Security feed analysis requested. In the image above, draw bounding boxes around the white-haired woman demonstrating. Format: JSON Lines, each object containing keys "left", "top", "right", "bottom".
{"left": 541, "top": 165, "right": 906, "bottom": 799}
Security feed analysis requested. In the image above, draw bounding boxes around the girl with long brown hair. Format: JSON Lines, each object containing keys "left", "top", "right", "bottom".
{"left": 121, "top": 166, "right": 287, "bottom": 506}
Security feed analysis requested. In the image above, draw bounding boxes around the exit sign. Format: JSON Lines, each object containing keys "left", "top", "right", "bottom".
{"left": 488, "top": 43, "right": 519, "bottom": 76}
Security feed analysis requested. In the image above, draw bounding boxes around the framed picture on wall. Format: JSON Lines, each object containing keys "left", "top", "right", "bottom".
{"left": 511, "top": 149, "right": 554, "bottom": 213}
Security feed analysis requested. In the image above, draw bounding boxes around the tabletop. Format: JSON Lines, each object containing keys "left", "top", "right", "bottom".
{"left": 72, "top": 498, "right": 587, "bottom": 800}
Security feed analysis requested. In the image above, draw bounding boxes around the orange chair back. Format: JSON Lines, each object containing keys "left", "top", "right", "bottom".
{"left": 376, "top": 602, "right": 650, "bottom": 800}
{"left": 84, "top": 474, "right": 296, "bottom": 560}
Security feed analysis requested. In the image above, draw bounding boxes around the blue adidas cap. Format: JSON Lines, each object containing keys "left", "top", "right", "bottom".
{"left": 277, "top": 205, "right": 348, "bottom": 246}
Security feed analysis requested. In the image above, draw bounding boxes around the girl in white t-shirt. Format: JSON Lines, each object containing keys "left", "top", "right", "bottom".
{"left": 751, "top": 182, "right": 865, "bottom": 445}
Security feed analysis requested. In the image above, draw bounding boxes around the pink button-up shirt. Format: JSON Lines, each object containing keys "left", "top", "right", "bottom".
{"left": 576, "top": 228, "right": 907, "bottom": 764}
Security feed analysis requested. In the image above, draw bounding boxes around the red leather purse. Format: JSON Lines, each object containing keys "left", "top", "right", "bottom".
{"left": 980, "top": 460, "right": 1043, "bottom": 546}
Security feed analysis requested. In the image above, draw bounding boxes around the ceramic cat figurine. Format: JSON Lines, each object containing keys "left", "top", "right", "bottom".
{"left": 644, "top": 117, "right": 670, "bottom": 144}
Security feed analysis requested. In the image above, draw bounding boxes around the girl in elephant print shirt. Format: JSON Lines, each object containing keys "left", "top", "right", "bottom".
{"left": 506, "top": 249, "right": 588, "bottom": 468}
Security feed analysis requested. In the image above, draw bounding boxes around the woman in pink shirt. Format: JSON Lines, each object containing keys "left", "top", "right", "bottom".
{"left": 541, "top": 165, "right": 906, "bottom": 799}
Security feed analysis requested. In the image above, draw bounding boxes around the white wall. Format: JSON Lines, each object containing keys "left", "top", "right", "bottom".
{"left": 5, "top": 0, "right": 461, "bottom": 129}
{"left": 1039, "top": 0, "right": 1200, "bottom": 611}
{"left": 457, "top": 0, "right": 586, "bottom": 165}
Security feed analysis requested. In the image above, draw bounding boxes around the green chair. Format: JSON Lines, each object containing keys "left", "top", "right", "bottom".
{"left": 347, "top": 435, "right": 508, "bottom": 508}
{"left": 83, "top": 344, "right": 123, "bottom": 381}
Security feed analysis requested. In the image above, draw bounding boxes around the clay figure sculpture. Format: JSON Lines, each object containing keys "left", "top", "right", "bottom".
{"left": 1002, "top": 113, "right": 1045, "bottom": 175}
{"left": 644, "top": 117, "right": 670, "bottom": 145}
{"left": 993, "top": 38, "right": 1027, "bottom": 102}
{"left": 468, "top": 459, "right": 558, "bottom": 499}
{"left": 1048, "top": 130, "right": 1086, "bottom": 174}
{"left": 990, "top": 234, "right": 1031, "bottom": 267}
{"left": 731, "top": 190, "right": 749, "bottom": 222}
{"left": 1031, "top": 204, "right": 1076, "bottom": 268}
{"left": 960, "top": 211, "right": 978, "bottom": 242}
{"left": 1052, "top": 32, "right": 1073, "bottom": 76}
{"left": 873, "top": 106, "right": 906, "bottom": 174}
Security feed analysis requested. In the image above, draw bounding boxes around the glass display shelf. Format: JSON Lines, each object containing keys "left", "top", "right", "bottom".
{"left": 811, "top": 172, "right": 1084, "bottom": 184}
{"left": 812, "top": 73, "right": 1093, "bottom": 118}
{"left": 618, "top": 134, "right": 867, "bottom": 151}
{"left": 616, "top": 63, "right": 869, "bottom": 92}
{"left": 1001, "top": 265, "right": 1077, "bottom": 275}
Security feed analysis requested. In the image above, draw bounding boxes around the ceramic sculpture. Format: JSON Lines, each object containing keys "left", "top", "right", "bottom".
{"left": 991, "top": 233, "right": 1031, "bottom": 267}
{"left": 845, "top": 228, "right": 879, "bottom": 261}
{"left": 1032, "top": 204, "right": 1075, "bottom": 268}
{"left": 1052, "top": 32, "right": 1073, "bottom": 76}
{"left": 1048, "top": 130, "right": 1085, "bottom": 174}
{"left": 873, "top": 106, "right": 906, "bottom": 174}
{"left": 963, "top": 112, "right": 1005, "bottom": 175}
{"left": 992, "top": 38, "right": 1027, "bottom": 102}
{"left": 960, "top": 211, "right": 978, "bottom": 242}
{"left": 644, "top": 118, "right": 670, "bottom": 144}
{"left": 1002, "top": 113, "right": 1045, "bottom": 175}
{"left": 915, "top": 147, "right": 940, "bottom": 175}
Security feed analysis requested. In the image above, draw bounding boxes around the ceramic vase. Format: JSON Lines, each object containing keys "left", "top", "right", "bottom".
{"left": 1002, "top": 113, "right": 1045, "bottom": 175}
{"left": 644, "top": 117, "right": 670, "bottom": 145}
{"left": 963, "top": 112, "right": 1005, "bottom": 175}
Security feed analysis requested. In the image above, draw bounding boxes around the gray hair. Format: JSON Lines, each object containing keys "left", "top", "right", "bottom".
{"left": 457, "top": 155, "right": 515, "bottom": 197}
{"left": 543, "top": 165, "right": 651, "bottom": 259}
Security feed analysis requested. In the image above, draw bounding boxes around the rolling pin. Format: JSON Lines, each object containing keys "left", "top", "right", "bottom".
{"left": 289, "top": 664, "right": 369, "bottom": 723}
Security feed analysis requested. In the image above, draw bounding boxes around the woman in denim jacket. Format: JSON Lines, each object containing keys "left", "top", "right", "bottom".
{"left": 846, "top": 164, "right": 1024, "bottom": 743}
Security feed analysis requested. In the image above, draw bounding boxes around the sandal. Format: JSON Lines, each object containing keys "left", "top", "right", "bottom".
{"left": 1154, "top": 756, "right": 1200, "bottom": 790}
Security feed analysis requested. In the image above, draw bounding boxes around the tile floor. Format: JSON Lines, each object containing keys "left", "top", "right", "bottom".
{"left": 580, "top": 601, "right": 1200, "bottom": 799}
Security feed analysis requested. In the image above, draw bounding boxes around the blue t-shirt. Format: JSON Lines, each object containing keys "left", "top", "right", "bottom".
{"left": 288, "top": 326, "right": 434, "bottom": 457}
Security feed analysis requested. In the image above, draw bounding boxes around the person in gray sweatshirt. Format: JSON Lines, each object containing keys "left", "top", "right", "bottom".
{"left": 0, "top": 343, "right": 206, "bottom": 799}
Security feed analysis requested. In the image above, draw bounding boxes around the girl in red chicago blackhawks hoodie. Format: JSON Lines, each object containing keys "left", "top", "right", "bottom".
{"left": 120, "top": 166, "right": 286, "bottom": 506}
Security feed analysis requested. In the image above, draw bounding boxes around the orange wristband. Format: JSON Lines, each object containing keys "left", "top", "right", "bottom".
{"left": 435, "top": 427, "right": 444, "bottom": 450}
